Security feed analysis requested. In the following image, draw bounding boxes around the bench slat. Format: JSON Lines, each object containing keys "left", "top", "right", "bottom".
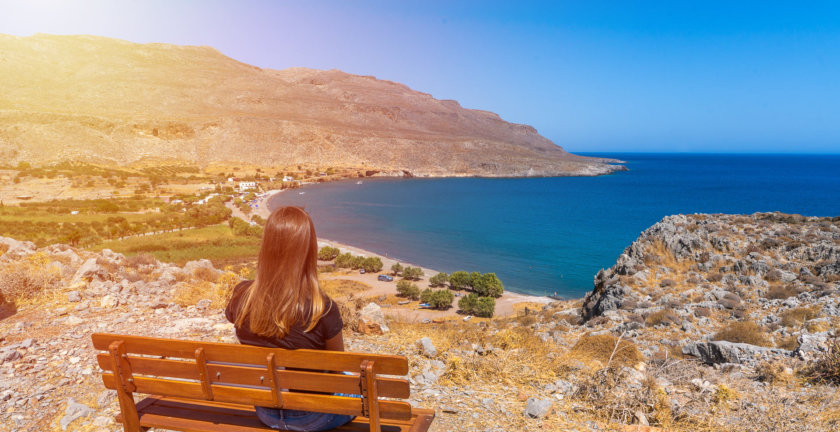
{"left": 92, "top": 333, "right": 408, "bottom": 375}
{"left": 123, "top": 395, "right": 426, "bottom": 432}
{"left": 102, "top": 374, "right": 412, "bottom": 420}
{"left": 96, "top": 354, "right": 411, "bottom": 398}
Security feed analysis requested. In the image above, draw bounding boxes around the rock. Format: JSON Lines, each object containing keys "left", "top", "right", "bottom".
{"left": 164, "top": 318, "right": 213, "bottom": 334}
{"left": 1, "top": 349, "right": 21, "bottom": 363}
{"left": 0, "top": 236, "right": 36, "bottom": 260}
{"left": 196, "top": 299, "right": 212, "bottom": 310}
{"left": 524, "top": 397, "right": 553, "bottom": 419}
{"left": 66, "top": 291, "right": 82, "bottom": 302}
{"left": 682, "top": 341, "right": 791, "bottom": 365}
{"left": 92, "top": 416, "right": 113, "bottom": 427}
{"left": 416, "top": 337, "right": 437, "bottom": 358}
{"left": 59, "top": 398, "right": 93, "bottom": 430}
{"left": 100, "top": 295, "right": 119, "bottom": 309}
{"left": 66, "top": 315, "right": 84, "bottom": 326}
{"left": 357, "top": 303, "right": 389, "bottom": 334}
{"left": 795, "top": 332, "right": 830, "bottom": 361}
{"left": 71, "top": 258, "right": 107, "bottom": 285}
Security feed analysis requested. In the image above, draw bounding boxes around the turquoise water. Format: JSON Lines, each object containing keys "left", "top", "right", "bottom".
{"left": 269, "top": 154, "right": 840, "bottom": 297}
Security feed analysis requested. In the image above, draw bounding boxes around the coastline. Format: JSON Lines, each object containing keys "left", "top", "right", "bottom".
{"left": 256, "top": 189, "right": 554, "bottom": 319}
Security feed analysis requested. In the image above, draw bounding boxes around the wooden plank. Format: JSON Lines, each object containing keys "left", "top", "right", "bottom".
{"left": 92, "top": 333, "right": 408, "bottom": 375}
{"left": 96, "top": 354, "right": 410, "bottom": 398}
{"left": 108, "top": 341, "right": 140, "bottom": 432}
{"left": 405, "top": 409, "right": 436, "bottom": 432}
{"left": 128, "top": 396, "right": 414, "bottom": 432}
{"left": 102, "top": 375, "right": 412, "bottom": 420}
{"left": 362, "top": 360, "right": 381, "bottom": 432}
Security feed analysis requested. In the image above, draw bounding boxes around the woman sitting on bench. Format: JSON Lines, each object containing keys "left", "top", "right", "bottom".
{"left": 225, "top": 206, "right": 352, "bottom": 431}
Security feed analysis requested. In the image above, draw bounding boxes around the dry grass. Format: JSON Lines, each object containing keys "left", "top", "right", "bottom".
{"left": 172, "top": 270, "right": 239, "bottom": 309}
{"left": 713, "top": 321, "right": 772, "bottom": 347}
{"left": 645, "top": 308, "right": 680, "bottom": 327}
{"left": 780, "top": 306, "right": 821, "bottom": 328}
{"left": 319, "top": 278, "right": 371, "bottom": 299}
{"left": 0, "top": 251, "right": 62, "bottom": 305}
{"left": 569, "top": 334, "right": 644, "bottom": 369}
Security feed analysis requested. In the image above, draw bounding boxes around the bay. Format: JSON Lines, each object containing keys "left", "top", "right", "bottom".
{"left": 269, "top": 153, "right": 840, "bottom": 297}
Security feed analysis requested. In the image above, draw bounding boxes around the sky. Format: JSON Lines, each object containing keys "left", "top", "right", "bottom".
{"left": 1, "top": 0, "right": 839, "bottom": 153}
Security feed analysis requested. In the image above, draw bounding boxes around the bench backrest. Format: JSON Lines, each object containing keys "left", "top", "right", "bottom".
{"left": 92, "top": 333, "right": 413, "bottom": 430}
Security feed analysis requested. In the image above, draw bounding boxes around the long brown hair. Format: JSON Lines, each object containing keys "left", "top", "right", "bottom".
{"left": 235, "top": 206, "right": 326, "bottom": 338}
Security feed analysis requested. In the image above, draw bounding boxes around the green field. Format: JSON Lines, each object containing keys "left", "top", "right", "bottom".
{"left": 92, "top": 224, "right": 260, "bottom": 265}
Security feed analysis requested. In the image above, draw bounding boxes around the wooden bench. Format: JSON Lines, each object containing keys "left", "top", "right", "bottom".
{"left": 92, "top": 333, "right": 435, "bottom": 432}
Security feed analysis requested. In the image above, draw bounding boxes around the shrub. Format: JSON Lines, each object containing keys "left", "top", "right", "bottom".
{"left": 402, "top": 266, "right": 424, "bottom": 280}
{"left": 570, "top": 334, "right": 643, "bottom": 369}
{"left": 420, "top": 288, "right": 434, "bottom": 304}
{"left": 360, "top": 257, "right": 383, "bottom": 273}
{"left": 390, "top": 262, "right": 403, "bottom": 276}
{"left": 427, "top": 289, "right": 454, "bottom": 309}
{"left": 780, "top": 306, "right": 821, "bottom": 328}
{"left": 318, "top": 246, "right": 340, "bottom": 261}
{"left": 803, "top": 337, "right": 840, "bottom": 385}
{"left": 474, "top": 296, "right": 495, "bottom": 318}
{"left": 645, "top": 308, "right": 680, "bottom": 327}
{"left": 458, "top": 293, "right": 478, "bottom": 314}
{"left": 396, "top": 280, "right": 420, "bottom": 300}
{"left": 0, "top": 252, "right": 61, "bottom": 303}
{"left": 334, "top": 253, "right": 354, "bottom": 268}
{"left": 428, "top": 272, "right": 449, "bottom": 287}
{"left": 449, "top": 271, "right": 470, "bottom": 290}
{"left": 713, "top": 321, "right": 771, "bottom": 347}
{"left": 765, "top": 283, "right": 800, "bottom": 300}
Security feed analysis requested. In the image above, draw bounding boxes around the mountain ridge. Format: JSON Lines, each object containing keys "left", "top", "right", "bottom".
{"left": 0, "top": 33, "right": 623, "bottom": 176}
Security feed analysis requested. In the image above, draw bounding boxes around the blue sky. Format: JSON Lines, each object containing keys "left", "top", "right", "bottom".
{"left": 2, "top": 1, "right": 839, "bottom": 153}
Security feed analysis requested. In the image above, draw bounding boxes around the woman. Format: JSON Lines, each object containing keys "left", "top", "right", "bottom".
{"left": 225, "top": 206, "right": 352, "bottom": 431}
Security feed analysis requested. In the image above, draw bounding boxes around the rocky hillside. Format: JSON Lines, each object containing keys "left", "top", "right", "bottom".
{"left": 1, "top": 212, "right": 839, "bottom": 431}
{"left": 0, "top": 33, "right": 623, "bottom": 177}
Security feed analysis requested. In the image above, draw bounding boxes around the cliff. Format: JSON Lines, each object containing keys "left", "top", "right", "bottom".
{"left": 0, "top": 33, "right": 623, "bottom": 177}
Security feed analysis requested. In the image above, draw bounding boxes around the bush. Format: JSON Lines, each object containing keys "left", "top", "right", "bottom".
{"left": 713, "top": 321, "right": 771, "bottom": 347}
{"left": 334, "top": 253, "right": 354, "bottom": 268}
{"left": 458, "top": 293, "right": 496, "bottom": 317}
{"left": 449, "top": 271, "right": 470, "bottom": 290}
{"left": 765, "top": 283, "right": 800, "bottom": 300}
{"left": 645, "top": 308, "right": 680, "bottom": 327}
{"left": 425, "top": 289, "right": 454, "bottom": 309}
{"left": 780, "top": 306, "right": 821, "bottom": 328}
{"left": 472, "top": 273, "right": 504, "bottom": 298}
{"left": 402, "top": 266, "right": 424, "bottom": 280}
{"left": 318, "top": 246, "right": 340, "bottom": 261}
{"left": 360, "top": 257, "right": 383, "bottom": 273}
{"left": 428, "top": 272, "right": 449, "bottom": 287}
{"left": 570, "top": 334, "right": 643, "bottom": 368}
{"left": 390, "top": 262, "right": 403, "bottom": 276}
{"left": 474, "top": 296, "right": 495, "bottom": 318}
{"left": 396, "top": 280, "right": 420, "bottom": 300}
{"left": 420, "top": 288, "right": 434, "bottom": 304}
{"left": 804, "top": 337, "right": 840, "bottom": 385}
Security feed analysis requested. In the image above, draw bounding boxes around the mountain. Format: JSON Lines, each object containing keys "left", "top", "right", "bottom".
{"left": 0, "top": 34, "right": 623, "bottom": 176}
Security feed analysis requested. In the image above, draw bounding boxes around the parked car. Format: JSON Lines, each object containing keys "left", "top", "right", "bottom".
{"left": 360, "top": 269, "right": 365, "bottom": 274}
{"left": 377, "top": 274, "right": 394, "bottom": 282}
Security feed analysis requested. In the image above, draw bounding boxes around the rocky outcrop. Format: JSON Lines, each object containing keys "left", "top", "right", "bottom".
{"left": 681, "top": 341, "right": 792, "bottom": 365}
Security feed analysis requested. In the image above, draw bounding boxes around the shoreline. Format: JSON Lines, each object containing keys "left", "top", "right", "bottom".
{"left": 257, "top": 189, "right": 555, "bottom": 319}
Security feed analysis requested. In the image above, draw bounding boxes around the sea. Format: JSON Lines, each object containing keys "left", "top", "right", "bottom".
{"left": 269, "top": 153, "right": 840, "bottom": 298}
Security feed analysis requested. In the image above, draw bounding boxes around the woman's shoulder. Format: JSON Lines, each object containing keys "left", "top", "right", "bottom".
{"left": 225, "top": 280, "right": 254, "bottom": 322}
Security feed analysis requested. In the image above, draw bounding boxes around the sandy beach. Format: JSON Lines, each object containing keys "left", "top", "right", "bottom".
{"left": 254, "top": 189, "right": 553, "bottom": 321}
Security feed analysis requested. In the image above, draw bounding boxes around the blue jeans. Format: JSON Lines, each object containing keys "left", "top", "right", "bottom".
{"left": 255, "top": 393, "right": 358, "bottom": 431}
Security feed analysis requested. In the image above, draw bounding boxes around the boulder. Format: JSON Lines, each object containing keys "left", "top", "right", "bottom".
{"left": 71, "top": 258, "right": 108, "bottom": 285}
{"left": 0, "top": 236, "right": 36, "bottom": 260}
{"left": 59, "top": 398, "right": 93, "bottom": 430}
{"left": 416, "top": 337, "right": 437, "bottom": 358}
{"left": 357, "top": 303, "right": 389, "bottom": 334}
{"left": 682, "top": 341, "right": 791, "bottom": 365}
{"left": 524, "top": 398, "right": 553, "bottom": 419}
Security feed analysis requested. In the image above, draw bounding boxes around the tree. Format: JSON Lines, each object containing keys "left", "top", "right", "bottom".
{"left": 473, "top": 273, "right": 504, "bottom": 298}
{"left": 419, "top": 288, "right": 434, "bottom": 304}
{"left": 428, "top": 289, "right": 454, "bottom": 309}
{"left": 396, "top": 280, "right": 420, "bottom": 300}
{"left": 474, "top": 296, "right": 496, "bottom": 318}
{"left": 458, "top": 293, "right": 478, "bottom": 314}
{"left": 402, "top": 266, "right": 424, "bottom": 281}
{"left": 428, "top": 272, "right": 450, "bottom": 287}
{"left": 361, "top": 257, "right": 383, "bottom": 273}
{"left": 469, "top": 272, "right": 482, "bottom": 289}
{"left": 450, "top": 271, "right": 471, "bottom": 290}
{"left": 391, "top": 262, "right": 403, "bottom": 276}
{"left": 334, "top": 253, "right": 355, "bottom": 268}
{"left": 318, "top": 246, "right": 340, "bottom": 261}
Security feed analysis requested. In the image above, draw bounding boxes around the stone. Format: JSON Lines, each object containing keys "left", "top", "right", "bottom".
{"left": 99, "top": 295, "right": 119, "bottom": 309}
{"left": 66, "top": 291, "right": 82, "bottom": 302}
{"left": 71, "top": 258, "right": 106, "bottom": 285}
{"left": 416, "top": 337, "right": 437, "bottom": 358}
{"left": 92, "top": 416, "right": 113, "bottom": 427}
{"left": 682, "top": 341, "right": 791, "bottom": 365}
{"left": 795, "top": 332, "right": 830, "bottom": 361}
{"left": 357, "top": 303, "right": 389, "bottom": 334}
{"left": 66, "top": 315, "right": 84, "bottom": 326}
{"left": 59, "top": 398, "right": 93, "bottom": 430}
{"left": 196, "top": 299, "right": 212, "bottom": 310}
{"left": 524, "top": 397, "right": 553, "bottom": 419}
